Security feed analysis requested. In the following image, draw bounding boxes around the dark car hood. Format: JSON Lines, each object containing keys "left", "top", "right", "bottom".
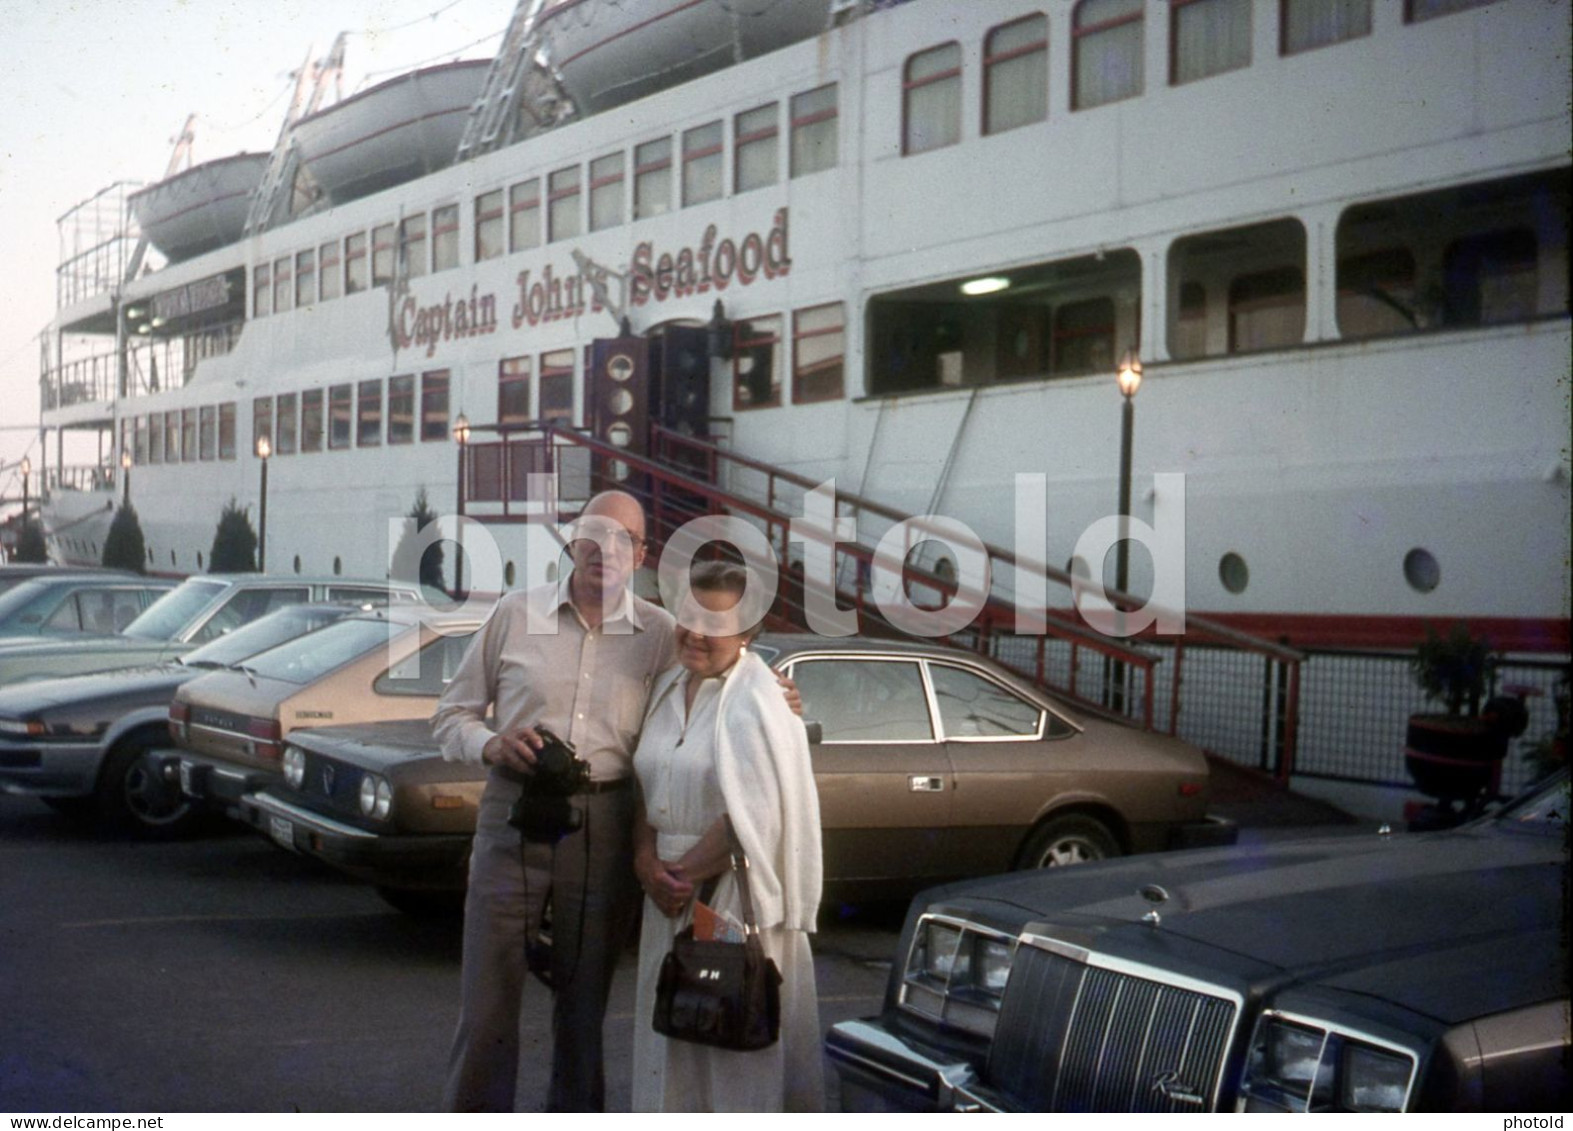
{"left": 947, "top": 825, "right": 1567, "bottom": 1024}
{"left": 286, "top": 718, "right": 446, "bottom": 770}
{"left": 0, "top": 663, "right": 193, "bottom": 714}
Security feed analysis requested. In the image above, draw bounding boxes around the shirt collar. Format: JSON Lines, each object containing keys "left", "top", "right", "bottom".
{"left": 550, "top": 573, "right": 644, "bottom": 631}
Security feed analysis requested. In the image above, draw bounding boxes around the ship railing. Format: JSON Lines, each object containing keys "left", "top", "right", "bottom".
{"left": 55, "top": 182, "right": 142, "bottom": 309}
{"left": 42, "top": 349, "right": 120, "bottom": 410}
{"left": 42, "top": 464, "right": 118, "bottom": 496}
{"left": 462, "top": 422, "right": 1305, "bottom": 778}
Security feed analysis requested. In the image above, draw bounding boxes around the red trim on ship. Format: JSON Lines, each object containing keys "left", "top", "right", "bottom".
{"left": 1192, "top": 613, "right": 1570, "bottom": 653}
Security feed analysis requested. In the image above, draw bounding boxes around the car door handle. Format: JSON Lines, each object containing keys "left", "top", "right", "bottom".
{"left": 909, "top": 775, "right": 945, "bottom": 792}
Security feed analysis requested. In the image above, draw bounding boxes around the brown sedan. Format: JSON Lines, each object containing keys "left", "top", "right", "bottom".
{"left": 233, "top": 633, "right": 1233, "bottom": 910}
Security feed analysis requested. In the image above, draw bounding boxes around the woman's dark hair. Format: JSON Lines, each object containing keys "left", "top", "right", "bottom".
{"left": 689, "top": 561, "right": 764, "bottom": 642}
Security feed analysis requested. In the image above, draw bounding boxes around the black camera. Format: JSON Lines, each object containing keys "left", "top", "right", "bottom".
{"left": 507, "top": 726, "right": 592, "bottom": 843}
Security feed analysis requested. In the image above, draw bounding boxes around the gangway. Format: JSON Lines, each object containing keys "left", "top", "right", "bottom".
{"left": 458, "top": 422, "right": 1304, "bottom": 781}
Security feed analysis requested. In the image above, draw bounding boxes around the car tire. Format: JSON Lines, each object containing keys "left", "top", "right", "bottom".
{"left": 376, "top": 886, "right": 466, "bottom": 919}
{"left": 1016, "top": 814, "right": 1120, "bottom": 869}
{"left": 96, "top": 734, "right": 200, "bottom": 838}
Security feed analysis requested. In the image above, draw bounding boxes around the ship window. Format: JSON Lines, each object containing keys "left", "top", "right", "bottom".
{"left": 1073, "top": 0, "right": 1143, "bottom": 110}
{"left": 790, "top": 84, "right": 838, "bottom": 177}
{"left": 1281, "top": 0, "right": 1371, "bottom": 53}
{"left": 218, "top": 403, "right": 236, "bottom": 461}
{"left": 300, "top": 389, "right": 324, "bottom": 453}
{"left": 1230, "top": 266, "right": 1306, "bottom": 352}
{"left": 199, "top": 406, "right": 217, "bottom": 461}
{"left": 1172, "top": 280, "right": 1209, "bottom": 359}
{"left": 277, "top": 393, "right": 298, "bottom": 455}
{"left": 735, "top": 103, "right": 779, "bottom": 194}
{"left": 134, "top": 416, "right": 148, "bottom": 466}
{"left": 1406, "top": 0, "right": 1498, "bottom": 22}
{"left": 345, "top": 232, "right": 369, "bottom": 293}
{"left": 475, "top": 189, "right": 504, "bottom": 262}
{"left": 793, "top": 303, "right": 845, "bottom": 404}
{"left": 733, "top": 315, "right": 782, "bottom": 410}
{"left": 548, "top": 166, "right": 581, "bottom": 243}
{"left": 400, "top": 213, "right": 429, "bottom": 278}
{"left": 1337, "top": 248, "right": 1418, "bottom": 338}
{"left": 1053, "top": 297, "right": 1117, "bottom": 376}
{"left": 273, "top": 257, "right": 292, "bottom": 313}
{"left": 253, "top": 397, "right": 273, "bottom": 456}
{"left": 329, "top": 384, "right": 353, "bottom": 450}
{"left": 432, "top": 205, "right": 460, "bottom": 272}
{"left": 1443, "top": 229, "right": 1539, "bottom": 327}
{"left": 499, "top": 356, "right": 532, "bottom": 426}
{"left": 358, "top": 379, "right": 383, "bottom": 447}
{"left": 509, "top": 178, "right": 542, "bottom": 252}
{"left": 589, "top": 152, "right": 625, "bottom": 232}
{"left": 372, "top": 224, "right": 396, "bottom": 286}
{"left": 1171, "top": 0, "right": 1251, "bottom": 85}
{"left": 295, "top": 249, "right": 316, "bottom": 307}
{"left": 318, "top": 241, "right": 341, "bottom": 300}
{"left": 147, "top": 413, "right": 163, "bottom": 465}
{"left": 165, "top": 412, "right": 181, "bottom": 464}
{"left": 904, "top": 43, "right": 962, "bottom": 155}
{"left": 683, "top": 122, "right": 724, "bottom": 207}
{"left": 984, "top": 15, "right": 1048, "bottom": 136}
{"left": 635, "top": 138, "right": 673, "bottom": 219}
{"left": 1219, "top": 552, "right": 1250, "bottom": 594}
{"left": 539, "top": 351, "right": 574, "bottom": 427}
{"left": 421, "top": 371, "right": 450, "bottom": 442}
{"left": 388, "top": 376, "right": 414, "bottom": 445}
{"left": 252, "top": 264, "right": 271, "bottom": 317}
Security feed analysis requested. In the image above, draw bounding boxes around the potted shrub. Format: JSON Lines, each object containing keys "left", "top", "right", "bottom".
{"left": 1403, "top": 623, "right": 1524, "bottom": 808}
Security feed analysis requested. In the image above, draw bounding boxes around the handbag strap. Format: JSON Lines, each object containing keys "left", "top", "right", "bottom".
{"left": 719, "top": 814, "right": 762, "bottom": 937}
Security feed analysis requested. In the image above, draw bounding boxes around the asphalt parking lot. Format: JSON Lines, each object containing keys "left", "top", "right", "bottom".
{"left": 0, "top": 761, "right": 1370, "bottom": 1114}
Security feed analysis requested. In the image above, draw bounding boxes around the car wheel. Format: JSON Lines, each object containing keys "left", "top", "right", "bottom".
{"left": 1016, "top": 814, "right": 1120, "bottom": 869}
{"left": 97, "top": 736, "right": 199, "bottom": 838}
{"left": 376, "top": 886, "right": 466, "bottom": 919}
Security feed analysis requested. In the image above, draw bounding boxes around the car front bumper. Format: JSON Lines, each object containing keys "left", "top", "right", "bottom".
{"left": 0, "top": 736, "right": 103, "bottom": 797}
{"left": 240, "top": 790, "right": 471, "bottom": 888}
{"left": 153, "top": 749, "right": 273, "bottom": 810}
{"left": 825, "top": 1019, "right": 1000, "bottom": 1112}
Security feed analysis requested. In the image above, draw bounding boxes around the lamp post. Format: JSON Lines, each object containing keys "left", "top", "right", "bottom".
{"left": 120, "top": 450, "right": 133, "bottom": 509}
{"left": 255, "top": 435, "right": 271, "bottom": 573}
{"left": 1110, "top": 352, "right": 1142, "bottom": 713}
{"left": 452, "top": 412, "right": 470, "bottom": 597}
{"left": 19, "top": 457, "right": 30, "bottom": 524}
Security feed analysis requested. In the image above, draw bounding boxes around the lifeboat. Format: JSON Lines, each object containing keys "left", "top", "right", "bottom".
{"left": 128, "top": 153, "right": 268, "bottom": 263}
{"left": 290, "top": 59, "right": 490, "bottom": 206}
{"left": 536, "top": 0, "right": 837, "bottom": 116}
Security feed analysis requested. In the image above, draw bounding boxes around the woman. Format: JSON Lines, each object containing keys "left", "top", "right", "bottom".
{"left": 630, "top": 562, "right": 823, "bottom": 1112}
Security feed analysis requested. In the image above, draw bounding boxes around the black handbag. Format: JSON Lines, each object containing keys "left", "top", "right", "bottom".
{"left": 652, "top": 817, "right": 782, "bottom": 1051}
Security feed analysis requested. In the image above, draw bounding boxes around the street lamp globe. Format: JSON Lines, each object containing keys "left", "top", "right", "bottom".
{"left": 256, "top": 435, "right": 272, "bottom": 460}
{"left": 452, "top": 413, "right": 471, "bottom": 446}
{"left": 1117, "top": 352, "right": 1143, "bottom": 399}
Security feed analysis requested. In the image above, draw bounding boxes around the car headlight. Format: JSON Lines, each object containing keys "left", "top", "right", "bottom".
{"left": 899, "top": 914, "right": 1016, "bottom": 1038}
{"left": 358, "top": 773, "right": 393, "bottom": 821}
{"left": 282, "top": 746, "right": 306, "bottom": 789}
{"left": 0, "top": 717, "right": 45, "bottom": 738}
{"left": 1241, "top": 1012, "right": 1416, "bottom": 1112}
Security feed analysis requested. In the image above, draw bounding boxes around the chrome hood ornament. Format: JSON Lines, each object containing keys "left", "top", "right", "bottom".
{"left": 1139, "top": 883, "right": 1170, "bottom": 927}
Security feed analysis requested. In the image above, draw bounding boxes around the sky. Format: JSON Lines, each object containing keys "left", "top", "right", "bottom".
{"left": 0, "top": 0, "right": 507, "bottom": 516}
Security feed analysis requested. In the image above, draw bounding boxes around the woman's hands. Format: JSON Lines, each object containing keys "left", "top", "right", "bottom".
{"left": 636, "top": 848, "right": 694, "bottom": 919}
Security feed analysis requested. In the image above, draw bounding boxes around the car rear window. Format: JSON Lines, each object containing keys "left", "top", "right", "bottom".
{"left": 183, "top": 606, "right": 353, "bottom": 668}
{"left": 373, "top": 630, "right": 477, "bottom": 696}
{"left": 187, "top": 586, "right": 312, "bottom": 644}
{"left": 789, "top": 658, "right": 934, "bottom": 742}
{"left": 122, "top": 580, "right": 229, "bottom": 640}
{"left": 240, "top": 618, "right": 405, "bottom": 685}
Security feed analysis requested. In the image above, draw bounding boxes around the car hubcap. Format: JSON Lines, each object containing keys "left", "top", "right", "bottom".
{"left": 1042, "top": 838, "right": 1101, "bottom": 867}
{"left": 124, "top": 755, "right": 188, "bottom": 826}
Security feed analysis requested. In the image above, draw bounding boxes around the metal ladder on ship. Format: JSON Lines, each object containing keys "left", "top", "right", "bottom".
{"left": 454, "top": 0, "right": 559, "bottom": 162}
{"left": 243, "top": 34, "right": 346, "bottom": 237}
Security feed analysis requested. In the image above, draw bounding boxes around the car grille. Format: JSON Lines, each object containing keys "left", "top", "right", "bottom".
{"left": 987, "top": 941, "right": 1237, "bottom": 1112}
{"left": 297, "top": 753, "right": 365, "bottom": 815}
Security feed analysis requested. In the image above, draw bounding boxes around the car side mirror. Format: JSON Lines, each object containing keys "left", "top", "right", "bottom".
{"left": 803, "top": 720, "right": 823, "bottom": 745}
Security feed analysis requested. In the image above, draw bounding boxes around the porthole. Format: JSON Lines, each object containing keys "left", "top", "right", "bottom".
{"left": 1219, "top": 552, "right": 1249, "bottom": 594}
{"left": 607, "top": 388, "right": 634, "bottom": 416}
{"left": 607, "top": 352, "right": 635, "bottom": 382}
{"left": 611, "top": 459, "right": 630, "bottom": 482}
{"left": 197, "top": 551, "right": 204, "bottom": 570}
{"left": 333, "top": 555, "right": 342, "bottom": 576}
{"left": 1403, "top": 548, "right": 1439, "bottom": 593}
{"left": 504, "top": 560, "right": 516, "bottom": 587}
{"left": 293, "top": 555, "right": 301, "bottom": 574}
{"left": 170, "top": 550, "right": 177, "bottom": 567}
{"left": 607, "top": 422, "right": 633, "bottom": 448}
{"left": 146, "top": 547, "right": 153, "bottom": 564}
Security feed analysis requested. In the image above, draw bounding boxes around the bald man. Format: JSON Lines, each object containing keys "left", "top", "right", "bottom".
{"left": 434, "top": 491, "right": 676, "bottom": 1112}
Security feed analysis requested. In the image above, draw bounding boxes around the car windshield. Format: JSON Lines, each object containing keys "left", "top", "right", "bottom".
{"left": 238, "top": 617, "right": 405, "bottom": 686}
{"left": 121, "top": 580, "right": 228, "bottom": 640}
{"left": 182, "top": 606, "right": 353, "bottom": 669}
{"left": 0, "top": 580, "right": 58, "bottom": 629}
{"left": 1494, "top": 770, "right": 1569, "bottom": 829}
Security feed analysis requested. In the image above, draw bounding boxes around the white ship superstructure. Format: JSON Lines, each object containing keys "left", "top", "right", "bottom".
{"left": 33, "top": 0, "right": 1572, "bottom": 802}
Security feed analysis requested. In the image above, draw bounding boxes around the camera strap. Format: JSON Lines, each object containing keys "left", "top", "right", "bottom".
{"left": 519, "top": 793, "right": 591, "bottom": 993}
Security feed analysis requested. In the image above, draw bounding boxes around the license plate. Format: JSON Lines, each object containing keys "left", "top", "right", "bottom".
{"left": 268, "top": 814, "right": 295, "bottom": 850}
{"left": 178, "top": 762, "right": 193, "bottom": 796}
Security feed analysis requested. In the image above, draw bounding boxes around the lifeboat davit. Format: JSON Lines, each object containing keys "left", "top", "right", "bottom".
{"left": 128, "top": 153, "right": 268, "bottom": 263}
{"left": 536, "top": 0, "right": 838, "bottom": 116}
{"left": 290, "top": 59, "right": 490, "bottom": 206}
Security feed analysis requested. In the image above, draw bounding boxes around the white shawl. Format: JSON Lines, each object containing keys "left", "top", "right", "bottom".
{"left": 701, "top": 650, "right": 823, "bottom": 933}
